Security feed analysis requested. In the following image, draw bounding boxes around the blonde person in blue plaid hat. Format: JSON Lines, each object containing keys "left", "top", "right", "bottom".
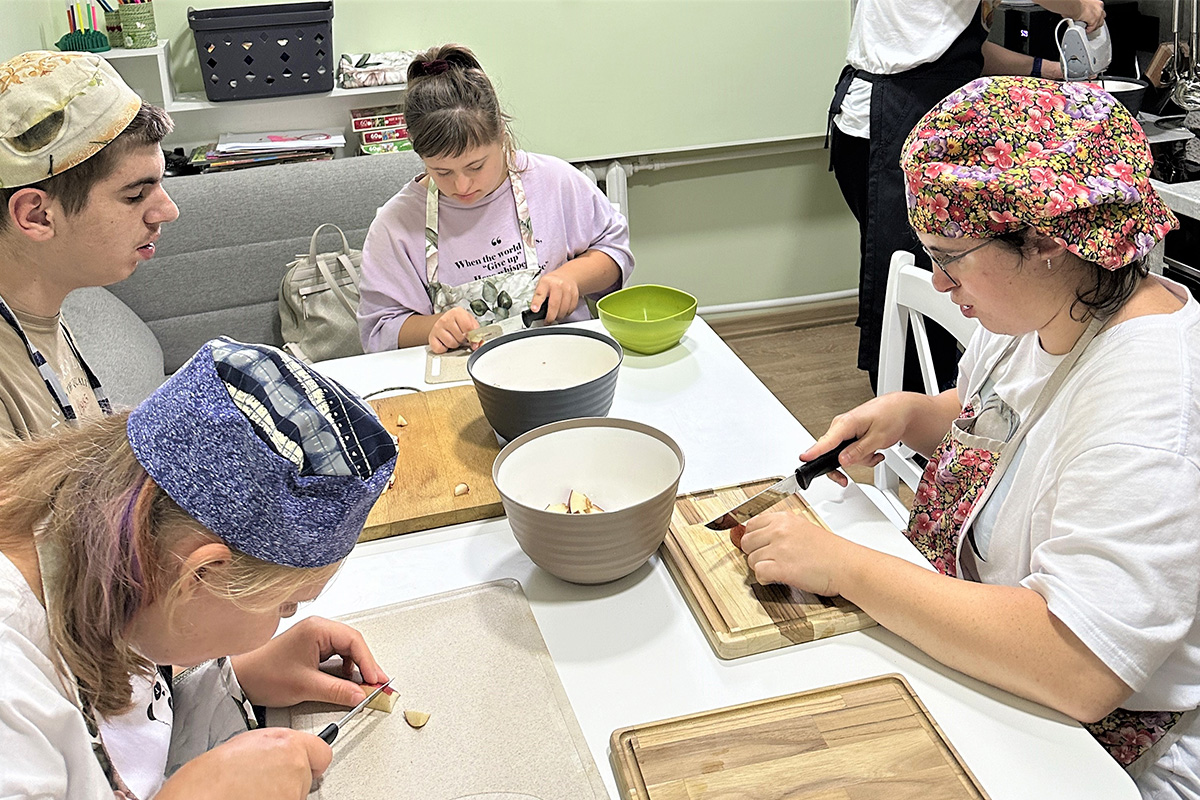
{"left": 0, "top": 338, "right": 397, "bottom": 799}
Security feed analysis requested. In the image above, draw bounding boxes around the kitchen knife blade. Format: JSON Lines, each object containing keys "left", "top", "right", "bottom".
{"left": 703, "top": 439, "right": 856, "bottom": 530}
{"left": 317, "top": 677, "right": 394, "bottom": 745}
{"left": 465, "top": 304, "right": 549, "bottom": 344}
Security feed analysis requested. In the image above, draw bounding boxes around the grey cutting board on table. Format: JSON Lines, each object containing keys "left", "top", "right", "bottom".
{"left": 267, "top": 580, "right": 607, "bottom": 799}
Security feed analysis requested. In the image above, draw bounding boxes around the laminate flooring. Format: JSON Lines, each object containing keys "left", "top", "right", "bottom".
{"left": 715, "top": 320, "right": 914, "bottom": 508}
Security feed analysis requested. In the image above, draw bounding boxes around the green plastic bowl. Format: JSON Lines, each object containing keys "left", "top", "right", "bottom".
{"left": 597, "top": 284, "right": 697, "bottom": 355}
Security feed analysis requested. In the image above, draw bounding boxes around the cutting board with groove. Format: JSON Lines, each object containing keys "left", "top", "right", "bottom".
{"left": 661, "top": 478, "right": 875, "bottom": 659}
{"left": 610, "top": 674, "right": 990, "bottom": 800}
{"left": 362, "top": 385, "right": 503, "bottom": 542}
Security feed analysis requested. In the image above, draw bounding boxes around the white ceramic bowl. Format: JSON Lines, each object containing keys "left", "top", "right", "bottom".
{"left": 492, "top": 418, "right": 685, "bottom": 584}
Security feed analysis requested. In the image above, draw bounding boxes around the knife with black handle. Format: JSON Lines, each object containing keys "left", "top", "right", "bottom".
{"left": 703, "top": 439, "right": 857, "bottom": 530}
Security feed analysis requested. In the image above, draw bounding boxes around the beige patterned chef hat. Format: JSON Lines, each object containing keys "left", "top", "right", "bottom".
{"left": 0, "top": 50, "right": 141, "bottom": 188}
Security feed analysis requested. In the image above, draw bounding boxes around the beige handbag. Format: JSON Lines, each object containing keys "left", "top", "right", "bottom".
{"left": 279, "top": 224, "right": 365, "bottom": 363}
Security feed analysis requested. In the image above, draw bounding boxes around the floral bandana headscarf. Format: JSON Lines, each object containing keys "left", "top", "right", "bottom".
{"left": 901, "top": 76, "right": 1177, "bottom": 269}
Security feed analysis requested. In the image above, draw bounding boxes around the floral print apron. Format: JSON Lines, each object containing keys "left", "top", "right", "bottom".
{"left": 423, "top": 169, "right": 542, "bottom": 321}
{"left": 905, "top": 316, "right": 1192, "bottom": 774}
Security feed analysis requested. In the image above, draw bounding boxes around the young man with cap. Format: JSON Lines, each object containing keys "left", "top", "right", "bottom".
{"left": 0, "top": 337, "right": 397, "bottom": 798}
{"left": 0, "top": 50, "right": 178, "bottom": 441}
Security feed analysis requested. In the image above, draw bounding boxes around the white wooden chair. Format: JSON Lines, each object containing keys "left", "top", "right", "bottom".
{"left": 867, "top": 250, "right": 981, "bottom": 524}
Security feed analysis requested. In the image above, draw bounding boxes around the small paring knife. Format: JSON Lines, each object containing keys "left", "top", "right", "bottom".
{"left": 703, "top": 439, "right": 857, "bottom": 531}
{"left": 465, "top": 304, "right": 549, "bottom": 345}
{"left": 317, "top": 678, "right": 394, "bottom": 745}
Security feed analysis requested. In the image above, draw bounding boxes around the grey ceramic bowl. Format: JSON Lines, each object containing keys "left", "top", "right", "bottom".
{"left": 467, "top": 327, "right": 623, "bottom": 443}
{"left": 492, "top": 417, "right": 685, "bottom": 584}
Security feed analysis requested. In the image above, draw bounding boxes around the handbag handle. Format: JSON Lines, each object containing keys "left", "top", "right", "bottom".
{"left": 309, "top": 223, "right": 353, "bottom": 262}
{"left": 313, "top": 253, "right": 358, "bottom": 315}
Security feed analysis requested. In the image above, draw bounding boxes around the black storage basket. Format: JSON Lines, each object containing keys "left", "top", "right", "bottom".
{"left": 188, "top": 1, "right": 334, "bottom": 102}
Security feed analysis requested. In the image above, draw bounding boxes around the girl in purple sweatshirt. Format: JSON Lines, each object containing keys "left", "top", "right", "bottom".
{"left": 357, "top": 44, "right": 635, "bottom": 354}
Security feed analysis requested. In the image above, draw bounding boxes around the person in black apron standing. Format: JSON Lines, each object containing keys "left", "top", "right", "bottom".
{"left": 0, "top": 51, "right": 178, "bottom": 441}
{"left": 746, "top": 76, "right": 1200, "bottom": 796}
{"left": 827, "top": 0, "right": 1104, "bottom": 391}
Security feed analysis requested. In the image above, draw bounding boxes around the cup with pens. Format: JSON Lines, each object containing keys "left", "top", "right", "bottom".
{"left": 118, "top": 0, "right": 157, "bottom": 49}
{"left": 56, "top": 0, "right": 115, "bottom": 53}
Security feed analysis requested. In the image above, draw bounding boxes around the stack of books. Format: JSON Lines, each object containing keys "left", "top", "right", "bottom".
{"left": 188, "top": 129, "right": 345, "bottom": 173}
{"left": 352, "top": 104, "right": 411, "bottom": 156}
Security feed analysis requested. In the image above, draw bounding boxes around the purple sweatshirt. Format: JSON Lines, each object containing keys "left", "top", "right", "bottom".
{"left": 357, "top": 151, "right": 635, "bottom": 352}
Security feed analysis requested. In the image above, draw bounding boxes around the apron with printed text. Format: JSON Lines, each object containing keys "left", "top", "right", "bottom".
{"left": 905, "top": 318, "right": 1193, "bottom": 773}
{"left": 423, "top": 169, "right": 542, "bottom": 321}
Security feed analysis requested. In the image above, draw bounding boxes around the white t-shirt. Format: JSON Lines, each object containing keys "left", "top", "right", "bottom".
{"left": 835, "top": 0, "right": 981, "bottom": 138}
{"left": 957, "top": 277, "right": 1200, "bottom": 799}
{"left": 0, "top": 551, "right": 119, "bottom": 799}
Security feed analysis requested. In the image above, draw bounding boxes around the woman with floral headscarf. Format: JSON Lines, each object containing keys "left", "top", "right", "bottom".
{"left": 739, "top": 76, "right": 1200, "bottom": 798}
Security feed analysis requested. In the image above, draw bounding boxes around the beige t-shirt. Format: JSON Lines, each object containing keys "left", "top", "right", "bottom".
{"left": 0, "top": 308, "right": 101, "bottom": 442}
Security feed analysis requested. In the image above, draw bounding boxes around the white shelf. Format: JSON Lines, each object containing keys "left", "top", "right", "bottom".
{"left": 169, "top": 82, "right": 406, "bottom": 113}
{"left": 100, "top": 38, "right": 406, "bottom": 155}
{"left": 100, "top": 41, "right": 168, "bottom": 60}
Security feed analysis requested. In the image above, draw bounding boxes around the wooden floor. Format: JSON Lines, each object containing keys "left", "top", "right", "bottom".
{"left": 709, "top": 309, "right": 912, "bottom": 508}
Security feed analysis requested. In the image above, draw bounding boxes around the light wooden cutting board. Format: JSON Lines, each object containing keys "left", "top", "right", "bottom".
{"left": 610, "top": 674, "right": 990, "bottom": 799}
{"left": 363, "top": 385, "right": 504, "bottom": 541}
{"left": 660, "top": 478, "right": 876, "bottom": 659}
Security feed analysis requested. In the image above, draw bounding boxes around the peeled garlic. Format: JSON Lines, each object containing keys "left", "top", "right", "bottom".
{"left": 453, "top": 483, "right": 470, "bottom": 497}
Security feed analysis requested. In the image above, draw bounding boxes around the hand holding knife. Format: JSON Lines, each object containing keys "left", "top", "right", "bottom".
{"left": 703, "top": 439, "right": 858, "bottom": 531}
{"left": 318, "top": 678, "right": 394, "bottom": 745}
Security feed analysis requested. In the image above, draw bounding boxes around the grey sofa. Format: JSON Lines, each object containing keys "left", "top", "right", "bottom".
{"left": 63, "top": 151, "right": 425, "bottom": 407}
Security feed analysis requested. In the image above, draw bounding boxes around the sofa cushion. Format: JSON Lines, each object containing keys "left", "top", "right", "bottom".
{"left": 108, "top": 152, "right": 425, "bottom": 372}
{"left": 62, "top": 286, "right": 166, "bottom": 408}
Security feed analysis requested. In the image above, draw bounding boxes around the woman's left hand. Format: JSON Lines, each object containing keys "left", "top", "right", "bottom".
{"left": 530, "top": 271, "right": 581, "bottom": 323}
{"left": 230, "top": 617, "right": 388, "bottom": 709}
{"left": 737, "top": 512, "right": 855, "bottom": 597}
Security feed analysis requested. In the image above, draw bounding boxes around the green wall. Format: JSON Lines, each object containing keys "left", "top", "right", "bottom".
{"left": 0, "top": 0, "right": 860, "bottom": 309}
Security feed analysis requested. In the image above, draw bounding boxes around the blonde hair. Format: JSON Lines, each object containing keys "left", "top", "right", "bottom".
{"left": 0, "top": 413, "right": 336, "bottom": 717}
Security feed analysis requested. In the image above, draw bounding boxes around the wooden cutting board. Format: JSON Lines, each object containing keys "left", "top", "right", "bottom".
{"left": 270, "top": 580, "right": 608, "bottom": 799}
{"left": 610, "top": 674, "right": 990, "bottom": 800}
{"left": 660, "top": 478, "right": 875, "bottom": 659}
{"left": 362, "top": 385, "right": 504, "bottom": 541}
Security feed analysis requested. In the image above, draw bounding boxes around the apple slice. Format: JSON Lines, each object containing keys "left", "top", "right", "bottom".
{"left": 364, "top": 683, "right": 397, "bottom": 713}
{"left": 403, "top": 709, "right": 430, "bottom": 728}
{"left": 568, "top": 489, "right": 589, "bottom": 514}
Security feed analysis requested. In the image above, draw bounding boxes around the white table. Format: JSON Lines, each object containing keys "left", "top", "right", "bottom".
{"left": 300, "top": 318, "right": 1137, "bottom": 800}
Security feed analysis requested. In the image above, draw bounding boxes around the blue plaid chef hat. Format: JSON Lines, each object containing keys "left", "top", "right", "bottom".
{"left": 127, "top": 338, "right": 397, "bottom": 568}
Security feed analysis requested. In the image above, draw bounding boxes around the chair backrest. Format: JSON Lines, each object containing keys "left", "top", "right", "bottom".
{"left": 874, "top": 250, "right": 981, "bottom": 495}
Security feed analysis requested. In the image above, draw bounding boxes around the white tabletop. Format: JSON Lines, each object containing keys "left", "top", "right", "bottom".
{"left": 300, "top": 318, "right": 1137, "bottom": 799}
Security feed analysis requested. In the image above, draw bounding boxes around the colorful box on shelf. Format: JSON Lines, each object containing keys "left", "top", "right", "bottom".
{"left": 360, "top": 126, "right": 409, "bottom": 145}
{"left": 350, "top": 104, "right": 406, "bottom": 132}
{"left": 360, "top": 140, "right": 414, "bottom": 156}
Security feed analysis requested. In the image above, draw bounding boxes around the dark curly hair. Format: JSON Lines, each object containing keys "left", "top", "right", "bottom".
{"left": 992, "top": 227, "right": 1147, "bottom": 320}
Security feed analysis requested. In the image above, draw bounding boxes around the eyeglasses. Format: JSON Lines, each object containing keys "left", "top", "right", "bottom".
{"left": 921, "top": 239, "right": 996, "bottom": 287}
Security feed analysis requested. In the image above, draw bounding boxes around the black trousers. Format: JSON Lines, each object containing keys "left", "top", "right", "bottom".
{"left": 830, "top": 125, "right": 961, "bottom": 394}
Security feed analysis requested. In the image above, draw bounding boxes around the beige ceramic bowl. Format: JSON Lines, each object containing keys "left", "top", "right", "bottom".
{"left": 492, "top": 417, "right": 685, "bottom": 584}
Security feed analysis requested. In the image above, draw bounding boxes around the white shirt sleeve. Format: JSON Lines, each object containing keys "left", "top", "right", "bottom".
{"left": 1021, "top": 443, "right": 1200, "bottom": 697}
{"left": 0, "top": 633, "right": 114, "bottom": 800}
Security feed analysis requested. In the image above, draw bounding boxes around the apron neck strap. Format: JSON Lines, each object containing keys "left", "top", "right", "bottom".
{"left": 956, "top": 314, "right": 1108, "bottom": 560}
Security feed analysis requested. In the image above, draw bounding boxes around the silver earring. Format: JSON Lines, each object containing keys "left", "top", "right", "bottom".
{"left": 1046, "top": 258, "right": 1053, "bottom": 270}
